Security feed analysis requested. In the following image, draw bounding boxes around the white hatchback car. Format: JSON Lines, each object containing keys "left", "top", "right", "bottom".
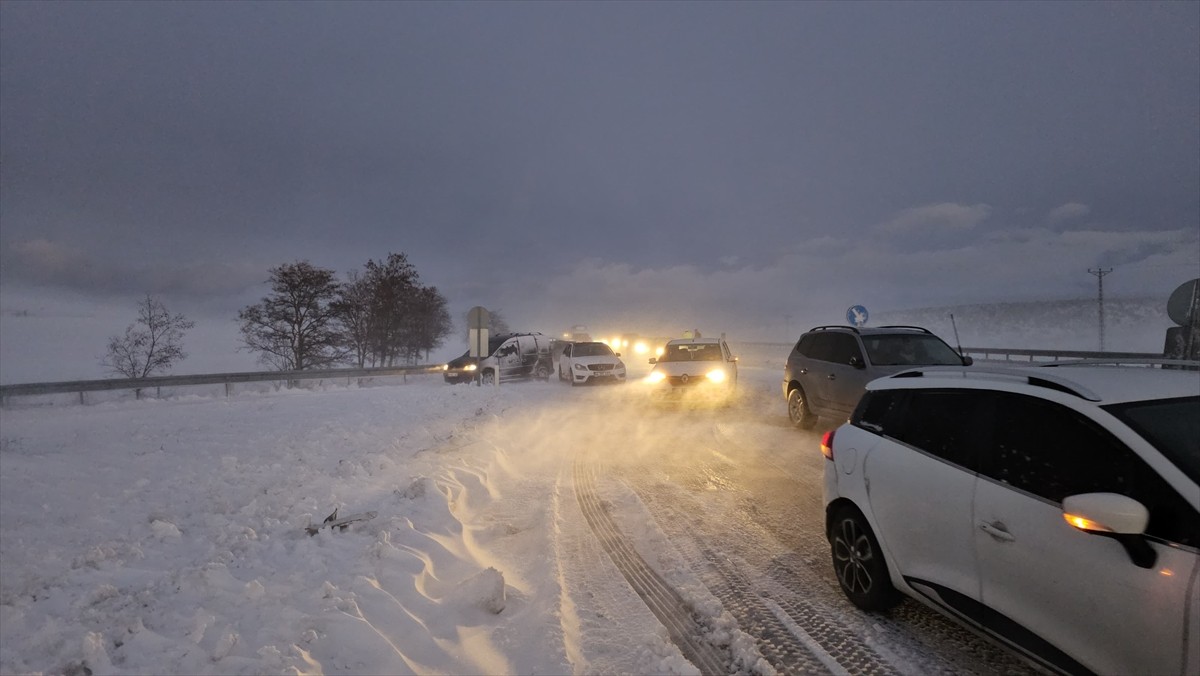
{"left": 645, "top": 337, "right": 738, "bottom": 404}
{"left": 822, "top": 363, "right": 1199, "bottom": 675}
{"left": 557, "top": 341, "right": 627, "bottom": 386}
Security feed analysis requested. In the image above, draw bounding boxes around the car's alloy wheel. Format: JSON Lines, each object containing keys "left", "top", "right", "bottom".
{"left": 788, "top": 387, "right": 818, "bottom": 429}
{"left": 830, "top": 507, "right": 899, "bottom": 611}
{"left": 481, "top": 370, "right": 496, "bottom": 385}
{"left": 534, "top": 365, "right": 551, "bottom": 381}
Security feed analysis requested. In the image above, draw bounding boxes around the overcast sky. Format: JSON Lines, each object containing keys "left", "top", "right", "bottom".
{"left": 1, "top": 1, "right": 1198, "bottom": 377}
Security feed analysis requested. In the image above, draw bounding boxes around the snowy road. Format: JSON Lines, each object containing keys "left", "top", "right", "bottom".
{"left": 541, "top": 374, "right": 1042, "bottom": 675}
{"left": 1, "top": 362, "right": 1044, "bottom": 675}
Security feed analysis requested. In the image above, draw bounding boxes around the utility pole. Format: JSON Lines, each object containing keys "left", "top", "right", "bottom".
{"left": 1088, "top": 267, "right": 1113, "bottom": 351}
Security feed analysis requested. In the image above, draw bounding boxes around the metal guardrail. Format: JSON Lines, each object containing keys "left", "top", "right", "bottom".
{"left": 0, "top": 345, "right": 1175, "bottom": 405}
{"left": 0, "top": 364, "right": 441, "bottom": 404}
{"left": 730, "top": 342, "right": 1164, "bottom": 363}
{"left": 957, "top": 347, "right": 1162, "bottom": 362}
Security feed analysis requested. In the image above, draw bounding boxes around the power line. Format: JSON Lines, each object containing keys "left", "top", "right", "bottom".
{"left": 1088, "top": 267, "right": 1113, "bottom": 350}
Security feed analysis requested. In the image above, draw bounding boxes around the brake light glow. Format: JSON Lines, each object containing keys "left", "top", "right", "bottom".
{"left": 821, "top": 430, "right": 835, "bottom": 460}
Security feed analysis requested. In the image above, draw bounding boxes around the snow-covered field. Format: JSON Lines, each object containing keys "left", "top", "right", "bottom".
{"left": 1, "top": 355, "right": 796, "bottom": 676}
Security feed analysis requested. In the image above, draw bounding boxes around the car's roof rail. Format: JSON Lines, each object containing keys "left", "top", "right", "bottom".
{"left": 888, "top": 366, "right": 1102, "bottom": 401}
{"left": 875, "top": 325, "right": 932, "bottom": 334}
{"left": 1037, "top": 358, "right": 1200, "bottom": 369}
{"left": 807, "top": 325, "right": 859, "bottom": 334}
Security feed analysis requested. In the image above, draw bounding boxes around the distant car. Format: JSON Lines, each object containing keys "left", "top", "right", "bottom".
{"left": 645, "top": 337, "right": 738, "bottom": 404}
{"left": 558, "top": 341, "right": 627, "bottom": 386}
{"left": 443, "top": 332, "right": 555, "bottom": 384}
{"left": 822, "top": 362, "right": 1200, "bottom": 676}
{"left": 783, "top": 325, "right": 970, "bottom": 428}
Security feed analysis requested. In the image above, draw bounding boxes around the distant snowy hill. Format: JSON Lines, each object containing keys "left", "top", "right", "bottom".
{"left": 873, "top": 297, "right": 1172, "bottom": 353}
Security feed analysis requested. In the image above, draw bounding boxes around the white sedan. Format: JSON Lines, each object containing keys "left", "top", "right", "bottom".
{"left": 558, "top": 341, "right": 627, "bottom": 386}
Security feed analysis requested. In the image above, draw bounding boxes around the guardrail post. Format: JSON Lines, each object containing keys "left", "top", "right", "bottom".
{"left": 79, "top": 391, "right": 85, "bottom": 405}
{"left": 225, "top": 383, "right": 232, "bottom": 397}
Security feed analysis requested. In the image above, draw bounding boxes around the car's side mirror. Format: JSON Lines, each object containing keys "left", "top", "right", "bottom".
{"left": 849, "top": 356, "right": 866, "bottom": 370}
{"left": 1062, "top": 493, "right": 1156, "bottom": 569}
{"left": 615, "top": 353, "right": 621, "bottom": 357}
{"left": 648, "top": 357, "right": 657, "bottom": 365}
{"left": 962, "top": 356, "right": 974, "bottom": 366}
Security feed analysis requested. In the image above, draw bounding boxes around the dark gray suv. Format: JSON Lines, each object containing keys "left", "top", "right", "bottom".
{"left": 782, "top": 325, "right": 971, "bottom": 428}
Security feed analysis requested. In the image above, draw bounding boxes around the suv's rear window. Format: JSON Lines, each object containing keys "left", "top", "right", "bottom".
{"left": 1103, "top": 396, "right": 1200, "bottom": 485}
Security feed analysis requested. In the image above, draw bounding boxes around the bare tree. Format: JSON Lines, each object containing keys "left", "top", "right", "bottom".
{"left": 404, "top": 285, "right": 452, "bottom": 363}
{"left": 363, "top": 253, "right": 419, "bottom": 366}
{"left": 102, "top": 295, "right": 196, "bottom": 378}
{"left": 237, "top": 261, "right": 344, "bottom": 371}
{"left": 330, "top": 270, "right": 375, "bottom": 368}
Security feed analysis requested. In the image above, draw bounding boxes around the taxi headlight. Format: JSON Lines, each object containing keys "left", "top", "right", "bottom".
{"left": 706, "top": 369, "right": 727, "bottom": 383}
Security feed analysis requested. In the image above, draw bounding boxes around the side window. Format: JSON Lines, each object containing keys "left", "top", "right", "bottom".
{"left": 888, "top": 389, "right": 986, "bottom": 471}
{"left": 827, "top": 334, "right": 864, "bottom": 365}
{"left": 800, "top": 333, "right": 833, "bottom": 361}
{"left": 563, "top": 344, "right": 572, "bottom": 358}
{"left": 794, "top": 335, "right": 813, "bottom": 355}
{"left": 982, "top": 393, "right": 1199, "bottom": 546}
{"left": 852, "top": 390, "right": 906, "bottom": 436}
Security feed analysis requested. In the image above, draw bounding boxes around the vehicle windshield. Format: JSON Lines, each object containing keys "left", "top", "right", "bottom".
{"left": 1103, "top": 396, "right": 1200, "bottom": 485}
{"left": 659, "top": 342, "right": 722, "bottom": 362}
{"left": 863, "top": 335, "right": 964, "bottom": 366}
{"left": 574, "top": 342, "right": 613, "bottom": 358}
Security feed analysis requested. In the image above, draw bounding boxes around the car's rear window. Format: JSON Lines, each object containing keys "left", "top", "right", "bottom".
{"left": 1103, "top": 396, "right": 1200, "bottom": 485}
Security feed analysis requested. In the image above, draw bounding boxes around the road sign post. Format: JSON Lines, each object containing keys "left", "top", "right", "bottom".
{"left": 467, "top": 306, "right": 490, "bottom": 386}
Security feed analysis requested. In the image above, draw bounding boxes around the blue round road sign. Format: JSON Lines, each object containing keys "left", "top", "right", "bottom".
{"left": 847, "top": 305, "right": 869, "bottom": 327}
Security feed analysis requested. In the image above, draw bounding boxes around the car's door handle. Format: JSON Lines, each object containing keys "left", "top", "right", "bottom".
{"left": 798, "top": 368, "right": 808, "bottom": 375}
{"left": 826, "top": 374, "right": 837, "bottom": 380}
{"left": 979, "top": 521, "right": 1015, "bottom": 542}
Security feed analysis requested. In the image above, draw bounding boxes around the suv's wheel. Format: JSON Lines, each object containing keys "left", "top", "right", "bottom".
{"left": 829, "top": 506, "right": 900, "bottom": 611}
{"left": 534, "top": 364, "right": 551, "bottom": 381}
{"left": 481, "top": 369, "right": 496, "bottom": 385}
{"left": 787, "top": 387, "right": 818, "bottom": 429}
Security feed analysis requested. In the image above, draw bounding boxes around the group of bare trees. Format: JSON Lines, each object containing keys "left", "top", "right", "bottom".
{"left": 237, "top": 254, "right": 452, "bottom": 371}
{"left": 101, "top": 252, "right": 453, "bottom": 379}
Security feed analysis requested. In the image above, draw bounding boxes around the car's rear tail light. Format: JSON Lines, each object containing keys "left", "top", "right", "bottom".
{"left": 820, "top": 429, "right": 835, "bottom": 460}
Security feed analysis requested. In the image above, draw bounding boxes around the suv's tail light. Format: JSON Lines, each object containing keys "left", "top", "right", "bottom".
{"left": 820, "top": 429, "right": 835, "bottom": 460}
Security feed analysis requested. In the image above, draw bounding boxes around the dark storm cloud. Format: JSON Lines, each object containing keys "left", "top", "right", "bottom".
{"left": 1, "top": 0, "right": 1197, "bottom": 340}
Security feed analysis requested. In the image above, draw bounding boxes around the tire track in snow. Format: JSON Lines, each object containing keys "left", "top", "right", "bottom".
{"left": 572, "top": 457, "right": 731, "bottom": 675}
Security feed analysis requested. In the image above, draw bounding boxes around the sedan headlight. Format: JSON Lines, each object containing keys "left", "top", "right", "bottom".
{"left": 574, "top": 363, "right": 589, "bottom": 371}
{"left": 464, "top": 364, "right": 477, "bottom": 372}
{"left": 706, "top": 369, "right": 726, "bottom": 383}
{"left": 645, "top": 371, "right": 666, "bottom": 384}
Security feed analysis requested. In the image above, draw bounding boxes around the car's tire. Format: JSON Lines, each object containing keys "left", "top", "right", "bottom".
{"left": 481, "top": 369, "right": 496, "bottom": 386}
{"left": 534, "top": 364, "right": 551, "bottom": 381}
{"left": 787, "top": 387, "right": 818, "bottom": 429}
{"left": 829, "top": 506, "right": 900, "bottom": 611}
